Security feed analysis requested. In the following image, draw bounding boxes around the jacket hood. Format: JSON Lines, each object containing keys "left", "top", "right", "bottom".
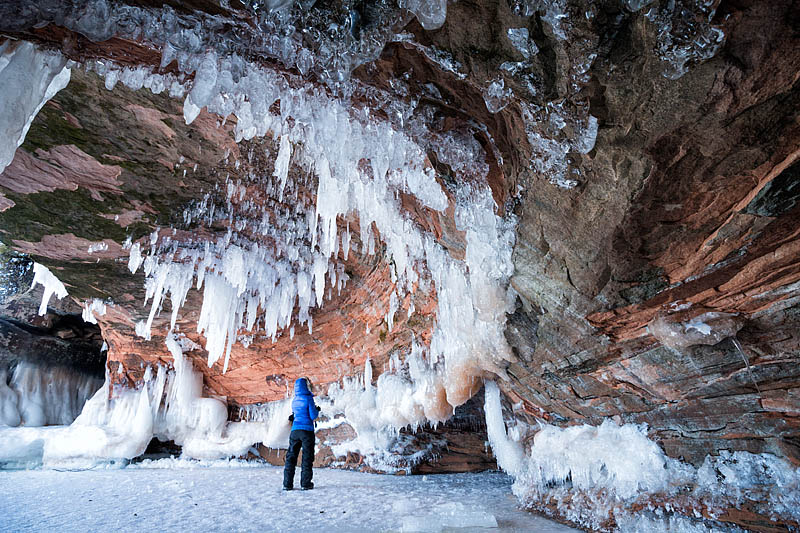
{"left": 294, "top": 378, "right": 312, "bottom": 396}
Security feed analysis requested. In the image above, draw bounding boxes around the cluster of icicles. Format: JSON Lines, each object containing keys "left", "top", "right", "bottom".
{"left": 92, "top": 24, "right": 520, "bottom": 423}
{"left": 0, "top": 11, "right": 517, "bottom": 462}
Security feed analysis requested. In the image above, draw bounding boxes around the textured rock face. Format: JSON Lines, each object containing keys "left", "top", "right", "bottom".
{"left": 503, "top": 0, "right": 800, "bottom": 472}
{"left": 0, "top": 0, "right": 798, "bottom": 530}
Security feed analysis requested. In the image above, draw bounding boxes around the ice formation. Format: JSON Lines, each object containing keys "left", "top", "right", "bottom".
{"left": 0, "top": 362, "right": 101, "bottom": 428}
{"left": 648, "top": 311, "right": 743, "bottom": 351}
{"left": 399, "top": 0, "right": 448, "bottom": 31}
{"left": 3, "top": 0, "right": 451, "bottom": 89}
{"left": 483, "top": 380, "right": 800, "bottom": 529}
{"left": 0, "top": 335, "right": 294, "bottom": 468}
{"left": 512, "top": 0, "right": 569, "bottom": 40}
{"left": 0, "top": 40, "right": 71, "bottom": 174}
{"left": 58, "top": 10, "right": 518, "bottom": 443}
{"left": 321, "top": 355, "right": 453, "bottom": 472}
{"left": 507, "top": 27, "right": 538, "bottom": 59}
{"left": 0, "top": 0, "right": 525, "bottom": 473}
{"left": 483, "top": 78, "right": 513, "bottom": 114}
{"left": 31, "top": 262, "right": 69, "bottom": 315}
{"left": 81, "top": 298, "right": 107, "bottom": 324}
{"left": 622, "top": 0, "right": 656, "bottom": 12}
{"left": 644, "top": 1, "right": 726, "bottom": 80}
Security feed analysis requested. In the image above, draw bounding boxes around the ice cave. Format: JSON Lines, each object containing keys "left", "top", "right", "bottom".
{"left": 0, "top": 0, "right": 798, "bottom": 531}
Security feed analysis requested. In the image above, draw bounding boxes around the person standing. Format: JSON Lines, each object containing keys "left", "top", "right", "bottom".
{"left": 283, "top": 377, "right": 319, "bottom": 490}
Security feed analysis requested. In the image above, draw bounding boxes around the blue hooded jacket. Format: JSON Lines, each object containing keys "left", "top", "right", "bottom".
{"left": 291, "top": 378, "right": 319, "bottom": 431}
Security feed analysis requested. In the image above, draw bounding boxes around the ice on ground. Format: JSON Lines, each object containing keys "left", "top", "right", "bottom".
{"left": 0, "top": 467, "right": 578, "bottom": 533}
{"left": 399, "top": 501, "right": 498, "bottom": 532}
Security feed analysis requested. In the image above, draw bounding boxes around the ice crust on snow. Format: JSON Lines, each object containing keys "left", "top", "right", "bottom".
{"left": 31, "top": 262, "right": 69, "bottom": 315}
{"left": 0, "top": 40, "right": 71, "bottom": 175}
{"left": 399, "top": 501, "right": 498, "bottom": 532}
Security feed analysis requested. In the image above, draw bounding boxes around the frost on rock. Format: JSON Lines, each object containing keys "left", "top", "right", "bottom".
{"left": 622, "top": 0, "right": 656, "bottom": 12}
{"left": 648, "top": 311, "right": 744, "bottom": 351}
{"left": 645, "top": 1, "right": 725, "bottom": 80}
{"left": 521, "top": 101, "right": 600, "bottom": 189}
{"left": 507, "top": 27, "right": 538, "bottom": 59}
{"left": 87, "top": 242, "right": 109, "bottom": 254}
{"left": 7, "top": 0, "right": 446, "bottom": 88}
{"left": 512, "top": 0, "right": 569, "bottom": 40}
{"left": 573, "top": 115, "right": 598, "bottom": 154}
{"left": 0, "top": 40, "right": 70, "bottom": 174}
{"left": 483, "top": 78, "right": 513, "bottom": 114}
{"left": 399, "top": 0, "right": 448, "bottom": 31}
{"left": 31, "top": 263, "right": 69, "bottom": 316}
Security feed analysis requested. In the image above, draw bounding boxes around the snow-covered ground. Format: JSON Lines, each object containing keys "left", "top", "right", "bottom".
{"left": 0, "top": 463, "right": 577, "bottom": 532}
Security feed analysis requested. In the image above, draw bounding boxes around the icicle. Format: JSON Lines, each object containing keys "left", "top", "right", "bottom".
{"left": 31, "top": 263, "right": 68, "bottom": 316}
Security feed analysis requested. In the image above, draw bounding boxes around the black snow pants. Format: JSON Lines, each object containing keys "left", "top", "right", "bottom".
{"left": 283, "top": 429, "right": 315, "bottom": 489}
